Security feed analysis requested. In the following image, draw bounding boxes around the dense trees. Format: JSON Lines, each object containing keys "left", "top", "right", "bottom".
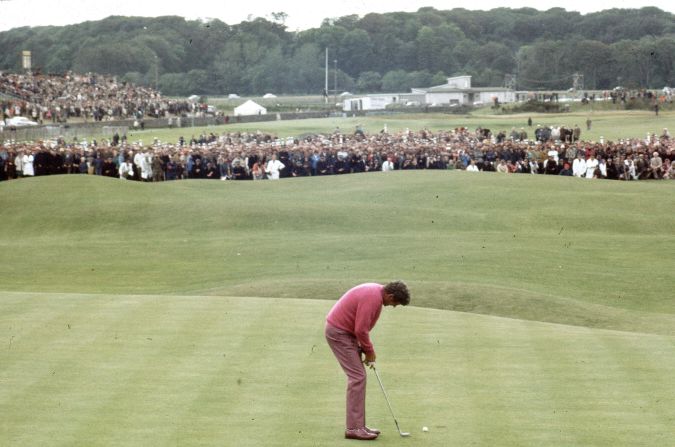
{"left": 0, "top": 8, "right": 673, "bottom": 96}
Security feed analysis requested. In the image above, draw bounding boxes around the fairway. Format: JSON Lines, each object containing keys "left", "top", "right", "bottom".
{"left": 1, "top": 171, "right": 674, "bottom": 446}
{"left": 114, "top": 109, "right": 675, "bottom": 145}
{"left": 2, "top": 293, "right": 675, "bottom": 446}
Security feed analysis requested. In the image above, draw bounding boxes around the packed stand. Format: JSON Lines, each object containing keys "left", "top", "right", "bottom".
{"left": 0, "top": 71, "right": 193, "bottom": 124}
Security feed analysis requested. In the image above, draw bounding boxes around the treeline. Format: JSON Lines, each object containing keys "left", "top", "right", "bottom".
{"left": 0, "top": 7, "right": 674, "bottom": 96}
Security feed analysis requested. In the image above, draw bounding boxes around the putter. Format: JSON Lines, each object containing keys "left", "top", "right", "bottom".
{"left": 371, "top": 364, "right": 411, "bottom": 437}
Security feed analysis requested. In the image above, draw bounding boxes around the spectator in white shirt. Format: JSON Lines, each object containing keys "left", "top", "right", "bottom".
{"left": 585, "top": 154, "right": 599, "bottom": 179}
{"left": 381, "top": 156, "right": 394, "bottom": 172}
{"left": 265, "top": 153, "right": 285, "bottom": 180}
{"left": 466, "top": 160, "right": 479, "bottom": 172}
{"left": 572, "top": 154, "right": 586, "bottom": 178}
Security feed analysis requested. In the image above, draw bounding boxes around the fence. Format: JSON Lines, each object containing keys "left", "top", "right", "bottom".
{"left": 0, "top": 123, "right": 128, "bottom": 143}
{"left": 0, "top": 107, "right": 462, "bottom": 143}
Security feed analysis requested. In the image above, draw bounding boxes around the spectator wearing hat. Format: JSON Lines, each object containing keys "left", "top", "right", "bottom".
{"left": 559, "top": 162, "right": 573, "bottom": 176}
{"left": 14, "top": 150, "right": 23, "bottom": 177}
{"left": 649, "top": 151, "right": 663, "bottom": 179}
{"left": 2, "top": 150, "right": 16, "bottom": 179}
{"left": 231, "top": 159, "right": 247, "bottom": 180}
{"left": 21, "top": 150, "right": 34, "bottom": 177}
{"left": 635, "top": 153, "right": 650, "bottom": 179}
{"left": 545, "top": 156, "right": 559, "bottom": 175}
{"left": 152, "top": 154, "right": 164, "bottom": 182}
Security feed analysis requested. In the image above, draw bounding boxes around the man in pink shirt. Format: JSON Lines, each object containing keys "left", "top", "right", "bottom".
{"left": 325, "top": 281, "right": 410, "bottom": 440}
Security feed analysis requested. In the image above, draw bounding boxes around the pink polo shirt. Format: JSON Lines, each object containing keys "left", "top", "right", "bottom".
{"left": 326, "top": 283, "right": 384, "bottom": 356}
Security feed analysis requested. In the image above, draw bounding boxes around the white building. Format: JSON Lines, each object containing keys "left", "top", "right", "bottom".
{"left": 343, "top": 75, "right": 515, "bottom": 111}
{"left": 417, "top": 76, "right": 515, "bottom": 106}
{"left": 343, "top": 93, "right": 425, "bottom": 112}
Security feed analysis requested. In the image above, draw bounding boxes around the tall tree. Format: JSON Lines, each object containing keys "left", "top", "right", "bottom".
{"left": 1, "top": 7, "right": 674, "bottom": 95}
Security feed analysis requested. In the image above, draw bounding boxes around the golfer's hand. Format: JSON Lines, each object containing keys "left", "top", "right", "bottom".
{"left": 364, "top": 352, "right": 376, "bottom": 367}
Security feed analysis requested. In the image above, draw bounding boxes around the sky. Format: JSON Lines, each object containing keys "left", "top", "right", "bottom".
{"left": 0, "top": 0, "right": 672, "bottom": 32}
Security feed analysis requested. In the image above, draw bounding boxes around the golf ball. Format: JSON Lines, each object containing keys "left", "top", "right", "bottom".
{"left": 422, "top": 426, "right": 429, "bottom": 432}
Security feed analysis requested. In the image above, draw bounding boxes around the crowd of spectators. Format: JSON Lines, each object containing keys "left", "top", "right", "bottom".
{"left": 601, "top": 87, "right": 673, "bottom": 105}
{"left": 0, "top": 71, "right": 193, "bottom": 124}
{"left": 1, "top": 125, "right": 674, "bottom": 182}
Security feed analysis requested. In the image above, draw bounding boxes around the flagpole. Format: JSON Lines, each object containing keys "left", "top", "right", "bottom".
{"left": 325, "top": 48, "right": 329, "bottom": 104}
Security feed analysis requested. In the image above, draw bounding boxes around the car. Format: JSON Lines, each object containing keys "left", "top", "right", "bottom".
{"left": 5, "top": 116, "right": 38, "bottom": 127}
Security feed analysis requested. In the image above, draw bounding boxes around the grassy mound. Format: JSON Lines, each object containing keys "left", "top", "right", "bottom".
{"left": 1, "top": 172, "right": 673, "bottom": 334}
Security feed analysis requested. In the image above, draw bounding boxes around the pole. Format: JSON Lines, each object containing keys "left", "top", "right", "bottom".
{"left": 334, "top": 59, "right": 337, "bottom": 105}
{"left": 325, "top": 48, "right": 328, "bottom": 105}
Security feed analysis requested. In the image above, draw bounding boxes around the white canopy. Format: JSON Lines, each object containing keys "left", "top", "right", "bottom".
{"left": 234, "top": 100, "right": 267, "bottom": 116}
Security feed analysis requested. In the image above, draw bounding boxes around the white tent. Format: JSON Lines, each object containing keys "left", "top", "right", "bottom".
{"left": 262, "top": 93, "right": 277, "bottom": 98}
{"left": 234, "top": 100, "right": 267, "bottom": 116}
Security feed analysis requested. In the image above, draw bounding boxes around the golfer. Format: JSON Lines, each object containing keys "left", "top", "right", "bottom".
{"left": 325, "top": 281, "right": 410, "bottom": 440}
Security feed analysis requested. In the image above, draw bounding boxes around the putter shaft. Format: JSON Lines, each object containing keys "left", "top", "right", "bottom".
{"left": 372, "top": 365, "right": 410, "bottom": 437}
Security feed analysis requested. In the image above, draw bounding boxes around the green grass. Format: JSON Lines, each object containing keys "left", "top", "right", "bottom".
{"left": 1, "top": 173, "right": 673, "bottom": 332}
{"left": 121, "top": 110, "right": 675, "bottom": 147}
{"left": 207, "top": 95, "right": 331, "bottom": 113}
{"left": 1, "top": 171, "right": 674, "bottom": 446}
{"left": 2, "top": 293, "right": 675, "bottom": 446}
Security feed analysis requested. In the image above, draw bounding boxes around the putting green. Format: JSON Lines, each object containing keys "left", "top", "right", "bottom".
{"left": 1, "top": 293, "right": 674, "bottom": 446}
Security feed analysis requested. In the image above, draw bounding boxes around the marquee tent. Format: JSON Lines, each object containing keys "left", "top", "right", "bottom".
{"left": 234, "top": 100, "right": 267, "bottom": 116}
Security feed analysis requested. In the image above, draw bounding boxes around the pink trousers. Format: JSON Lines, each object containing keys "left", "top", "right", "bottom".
{"left": 325, "top": 322, "right": 367, "bottom": 429}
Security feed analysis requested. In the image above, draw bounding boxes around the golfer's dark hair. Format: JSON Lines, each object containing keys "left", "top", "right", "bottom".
{"left": 384, "top": 280, "right": 410, "bottom": 306}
